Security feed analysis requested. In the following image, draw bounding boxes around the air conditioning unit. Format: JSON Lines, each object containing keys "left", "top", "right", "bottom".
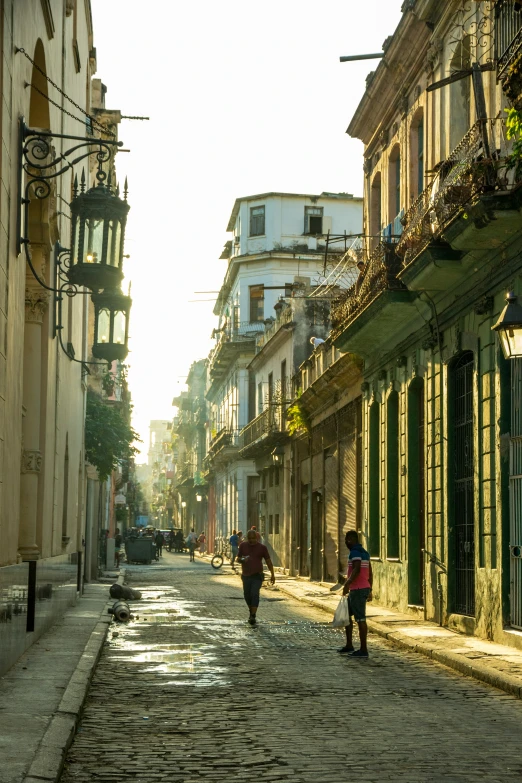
{"left": 257, "top": 490, "right": 267, "bottom": 503}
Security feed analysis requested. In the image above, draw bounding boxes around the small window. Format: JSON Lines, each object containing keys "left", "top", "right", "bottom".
{"left": 257, "top": 382, "right": 263, "bottom": 415}
{"left": 250, "top": 205, "right": 265, "bottom": 236}
{"left": 274, "top": 514, "right": 280, "bottom": 534}
{"left": 274, "top": 466, "right": 280, "bottom": 486}
{"left": 269, "top": 514, "right": 274, "bottom": 534}
{"left": 249, "top": 285, "right": 264, "bottom": 322}
{"left": 304, "top": 206, "right": 323, "bottom": 235}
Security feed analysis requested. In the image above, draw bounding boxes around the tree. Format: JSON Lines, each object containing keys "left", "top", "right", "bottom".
{"left": 84, "top": 390, "right": 141, "bottom": 481}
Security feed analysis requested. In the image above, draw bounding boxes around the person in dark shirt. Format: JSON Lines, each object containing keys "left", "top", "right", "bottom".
{"left": 229, "top": 529, "right": 239, "bottom": 569}
{"left": 238, "top": 530, "right": 275, "bottom": 625}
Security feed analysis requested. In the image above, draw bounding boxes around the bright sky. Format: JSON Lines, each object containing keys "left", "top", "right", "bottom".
{"left": 91, "top": 0, "right": 404, "bottom": 455}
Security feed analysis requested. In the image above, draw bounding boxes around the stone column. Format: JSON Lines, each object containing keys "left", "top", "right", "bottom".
{"left": 18, "top": 287, "right": 49, "bottom": 560}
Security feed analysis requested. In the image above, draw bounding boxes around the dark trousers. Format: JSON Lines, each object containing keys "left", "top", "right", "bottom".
{"left": 242, "top": 573, "right": 264, "bottom": 608}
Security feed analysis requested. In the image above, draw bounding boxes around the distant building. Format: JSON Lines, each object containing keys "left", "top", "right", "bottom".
{"left": 204, "top": 192, "right": 362, "bottom": 542}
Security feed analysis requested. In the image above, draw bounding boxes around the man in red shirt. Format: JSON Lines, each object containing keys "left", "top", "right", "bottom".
{"left": 238, "top": 530, "right": 275, "bottom": 625}
{"left": 340, "top": 530, "right": 373, "bottom": 658}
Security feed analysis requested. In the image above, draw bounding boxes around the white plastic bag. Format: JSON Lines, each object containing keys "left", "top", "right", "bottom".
{"left": 332, "top": 595, "right": 351, "bottom": 628}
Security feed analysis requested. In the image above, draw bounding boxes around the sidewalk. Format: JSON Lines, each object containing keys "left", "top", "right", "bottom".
{"left": 273, "top": 575, "right": 522, "bottom": 700}
{"left": 0, "top": 576, "right": 118, "bottom": 783}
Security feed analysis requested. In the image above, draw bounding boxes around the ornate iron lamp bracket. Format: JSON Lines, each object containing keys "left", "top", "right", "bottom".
{"left": 53, "top": 243, "right": 109, "bottom": 371}
{"left": 17, "top": 117, "right": 123, "bottom": 256}
{"left": 18, "top": 119, "right": 124, "bottom": 371}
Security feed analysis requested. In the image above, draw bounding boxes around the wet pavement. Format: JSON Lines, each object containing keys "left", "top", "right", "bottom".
{"left": 60, "top": 553, "right": 522, "bottom": 783}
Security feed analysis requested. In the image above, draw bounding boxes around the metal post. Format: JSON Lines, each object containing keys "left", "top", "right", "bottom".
{"left": 26, "top": 560, "right": 37, "bottom": 633}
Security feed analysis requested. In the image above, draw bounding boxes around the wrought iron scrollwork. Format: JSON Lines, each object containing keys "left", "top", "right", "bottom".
{"left": 18, "top": 119, "right": 123, "bottom": 370}
{"left": 396, "top": 117, "right": 522, "bottom": 268}
{"left": 330, "top": 242, "right": 407, "bottom": 338}
{"left": 18, "top": 118, "right": 122, "bottom": 256}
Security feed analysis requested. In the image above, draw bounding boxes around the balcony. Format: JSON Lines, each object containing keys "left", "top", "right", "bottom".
{"left": 206, "top": 427, "right": 240, "bottom": 468}
{"left": 255, "top": 304, "right": 294, "bottom": 352}
{"left": 381, "top": 209, "right": 405, "bottom": 242}
{"left": 396, "top": 119, "right": 522, "bottom": 291}
{"left": 496, "top": 0, "right": 522, "bottom": 106}
{"left": 330, "top": 242, "right": 417, "bottom": 357}
{"left": 208, "top": 321, "right": 265, "bottom": 386}
{"left": 239, "top": 406, "right": 287, "bottom": 458}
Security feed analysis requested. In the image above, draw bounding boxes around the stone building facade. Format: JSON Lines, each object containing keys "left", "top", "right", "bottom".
{"left": 331, "top": 0, "right": 522, "bottom": 645}
{"left": 0, "top": 1, "right": 128, "bottom": 674}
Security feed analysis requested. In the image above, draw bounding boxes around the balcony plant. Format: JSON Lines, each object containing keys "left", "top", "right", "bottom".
{"left": 505, "top": 107, "right": 522, "bottom": 179}
{"left": 286, "top": 393, "right": 310, "bottom": 436}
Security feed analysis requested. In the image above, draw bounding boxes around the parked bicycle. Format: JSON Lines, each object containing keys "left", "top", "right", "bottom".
{"left": 211, "top": 537, "right": 237, "bottom": 570}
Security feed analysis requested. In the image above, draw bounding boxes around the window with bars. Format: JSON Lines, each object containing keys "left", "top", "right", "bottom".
{"left": 250, "top": 205, "right": 265, "bottom": 236}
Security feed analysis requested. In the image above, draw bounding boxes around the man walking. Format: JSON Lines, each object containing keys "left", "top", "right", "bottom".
{"left": 229, "top": 529, "right": 239, "bottom": 569}
{"left": 338, "top": 530, "right": 372, "bottom": 658}
{"left": 186, "top": 529, "right": 198, "bottom": 562}
{"left": 238, "top": 530, "right": 275, "bottom": 625}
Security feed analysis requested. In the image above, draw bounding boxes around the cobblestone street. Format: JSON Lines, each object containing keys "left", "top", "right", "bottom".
{"left": 60, "top": 554, "right": 522, "bottom": 783}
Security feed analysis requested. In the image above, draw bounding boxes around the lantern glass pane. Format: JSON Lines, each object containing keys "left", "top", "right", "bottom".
{"left": 73, "top": 219, "right": 80, "bottom": 265}
{"left": 98, "top": 308, "right": 111, "bottom": 343}
{"left": 503, "top": 327, "right": 522, "bottom": 359}
{"left": 84, "top": 218, "right": 104, "bottom": 265}
{"left": 107, "top": 219, "right": 121, "bottom": 267}
{"left": 113, "top": 310, "right": 126, "bottom": 344}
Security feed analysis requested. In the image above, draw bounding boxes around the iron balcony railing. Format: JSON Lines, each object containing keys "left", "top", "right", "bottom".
{"left": 396, "top": 118, "right": 522, "bottom": 268}
{"left": 208, "top": 427, "right": 239, "bottom": 456}
{"left": 240, "top": 406, "right": 285, "bottom": 450}
{"left": 208, "top": 321, "right": 266, "bottom": 377}
{"left": 496, "top": 0, "right": 522, "bottom": 77}
{"left": 381, "top": 209, "right": 405, "bottom": 243}
{"left": 216, "top": 320, "right": 265, "bottom": 347}
{"left": 330, "top": 241, "right": 406, "bottom": 339}
{"left": 256, "top": 304, "right": 294, "bottom": 351}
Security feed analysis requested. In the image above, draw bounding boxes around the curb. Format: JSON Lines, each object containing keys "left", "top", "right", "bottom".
{"left": 23, "top": 572, "right": 124, "bottom": 783}
{"left": 275, "top": 583, "right": 522, "bottom": 701}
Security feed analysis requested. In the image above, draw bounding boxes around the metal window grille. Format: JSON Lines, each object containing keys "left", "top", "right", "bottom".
{"left": 453, "top": 352, "right": 475, "bottom": 617}
{"left": 510, "top": 358, "right": 522, "bottom": 628}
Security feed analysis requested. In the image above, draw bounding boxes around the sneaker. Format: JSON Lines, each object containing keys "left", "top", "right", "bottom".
{"left": 337, "top": 646, "right": 355, "bottom": 654}
{"left": 248, "top": 615, "right": 257, "bottom": 625}
{"left": 350, "top": 649, "right": 369, "bottom": 658}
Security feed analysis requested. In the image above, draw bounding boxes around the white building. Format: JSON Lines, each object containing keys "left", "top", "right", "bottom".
{"left": 204, "top": 192, "right": 362, "bottom": 543}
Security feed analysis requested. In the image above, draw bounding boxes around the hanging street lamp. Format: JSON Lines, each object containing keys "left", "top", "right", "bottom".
{"left": 68, "top": 170, "right": 130, "bottom": 292}
{"left": 271, "top": 444, "right": 285, "bottom": 466}
{"left": 492, "top": 291, "right": 522, "bottom": 360}
{"left": 91, "top": 287, "right": 132, "bottom": 362}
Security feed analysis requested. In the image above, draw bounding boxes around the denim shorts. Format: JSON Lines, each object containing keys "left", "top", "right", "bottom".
{"left": 348, "top": 587, "right": 371, "bottom": 622}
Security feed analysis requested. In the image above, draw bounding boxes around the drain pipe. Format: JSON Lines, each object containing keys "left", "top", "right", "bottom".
{"left": 423, "top": 549, "right": 447, "bottom": 627}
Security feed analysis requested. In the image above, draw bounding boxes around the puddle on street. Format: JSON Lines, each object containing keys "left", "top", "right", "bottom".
{"left": 110, "top": 642, "right": 231, "bottom": 684}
